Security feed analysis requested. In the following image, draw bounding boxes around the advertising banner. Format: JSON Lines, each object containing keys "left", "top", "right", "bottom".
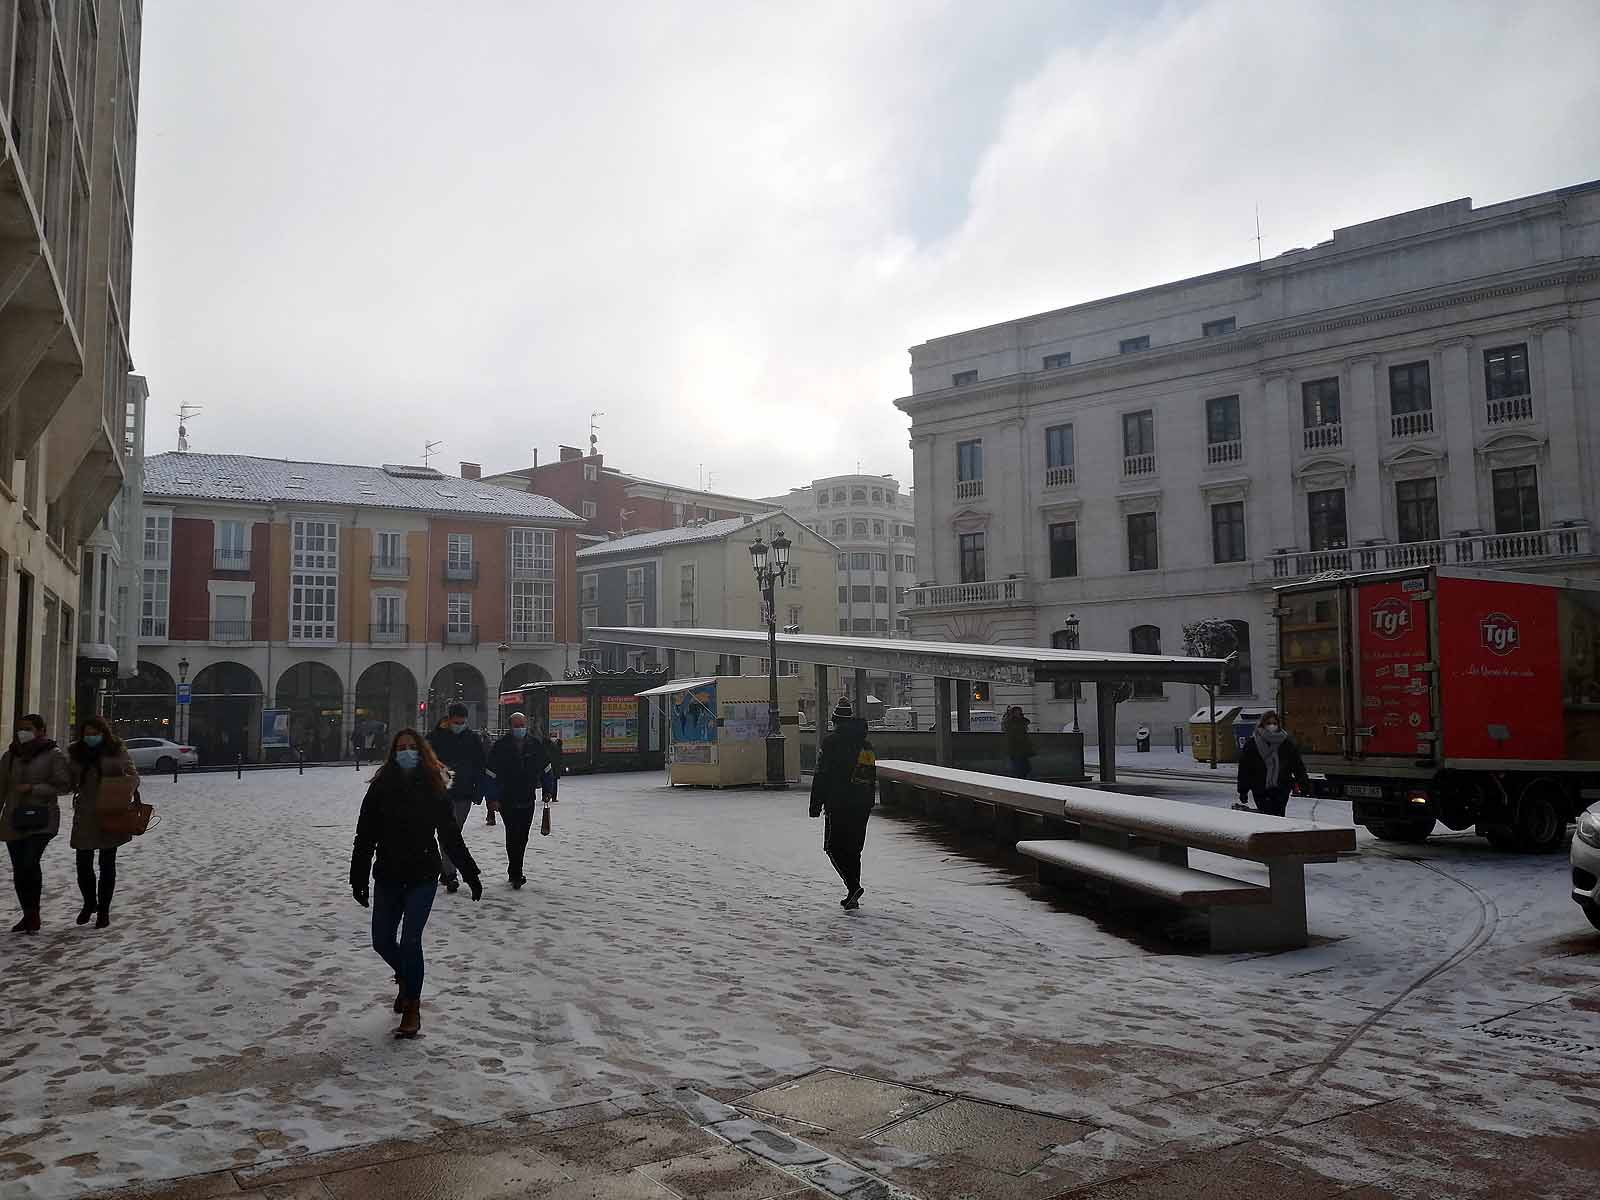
{"left": 1438, "top": 576, "right": 1562, "bottom": 760}
{"left": 1355, "top": 578, "right": 1434, "bottom": 756}
{"left": 548, "top": 694, "right": 590, "bottom": 756}
{"left": 601, "top": 696, "right": 639, "bottom": 753}
{"left": 670, "top": 682, "right": 717, "bottom": 745}
{"left": 261, "top": 708, "right": 291, "bottom": 750}
{"left": 721, "top": 700, "right": 770, "bottom": 742}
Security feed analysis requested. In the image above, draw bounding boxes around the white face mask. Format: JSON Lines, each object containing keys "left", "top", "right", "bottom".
{"left": 14, "top": 730, "right": 34, "bottom": 744}
{"left": 1263, "top": 723, "right": 1281, "bottom": 733}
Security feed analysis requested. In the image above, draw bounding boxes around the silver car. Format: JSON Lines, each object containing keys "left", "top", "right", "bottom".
{"left": 124, "top": 737, "right": 198, "bottom": 773}
{"left": 1571, "top": 803, "right": 1600, "bottom": 931}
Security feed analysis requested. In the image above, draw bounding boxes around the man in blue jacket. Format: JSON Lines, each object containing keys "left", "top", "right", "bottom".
{"left": 426, "top": 703, "right": 487, "bottom": 893}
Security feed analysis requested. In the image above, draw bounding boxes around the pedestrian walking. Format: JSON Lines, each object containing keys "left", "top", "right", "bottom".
{"left": 541, "top": 731, "right": 562, "bottom": 803}
{"left": 1, "top": 714, "right": 74, "bottom": 935}
{"left": 350, "top": 729, "right": 482, "bottom": 1039}
{"left": 487, "top": 713, "right": 545, "bottom": 889}
{"left": 808, "top": 698, "right": 877, "bottom": 910}
{"left": 67, "top": 716, "right": 138, "bottom": 929}
{"left": 1003, "top": 706, "right": 1035, "bottom": 778}
{"left": 426, "top": 703, "right": 487, "bottom": 893}
{"left": 1235, "top": 710, "right": 1311, "bottom": 817}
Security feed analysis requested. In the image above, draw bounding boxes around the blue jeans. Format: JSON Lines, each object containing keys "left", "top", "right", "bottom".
{"left": 371, "top": 879, "right": 438, "bottom": 1002}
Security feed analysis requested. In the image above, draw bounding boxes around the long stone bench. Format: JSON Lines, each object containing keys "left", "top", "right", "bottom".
{"left": 876, "top": 760, "right": 1356, "bottom": 951}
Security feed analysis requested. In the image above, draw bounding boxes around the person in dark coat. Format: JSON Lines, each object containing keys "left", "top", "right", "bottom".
{"left": 351, "top": 728, "right": 482, "bottom": 1039}
{"left": 1002, "top": 706, "right": 1035, "bottom": 778}
{"left": 1, "top": 714, "right": 74, "bottom": 934}
{"left": 67, "top": 715, "right": 138, "bottom": 928}
{"left": 809, "top": 698, "right": 877, "bottom": 910}
{"left": 1235, "top": 710, "right": 1311, "bottom": 817}
{"left": 487, "top": 713, "right": 545, "bottom": 889}
{"left": 426, "top": 703, "right": 487, "bottom": 893}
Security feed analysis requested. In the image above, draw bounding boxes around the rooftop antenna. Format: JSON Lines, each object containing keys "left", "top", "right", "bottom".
{"left": 423, "top": 440, "right": 442, "bottom": 469}
{"left": 1254, "top": 202, "right": 1263, "bottom": 263}
{"left": 176, "top": 403, "right": 202, "bottom": 453}
{"left": 589, "top": 411, "right": 604, "bottom": 458}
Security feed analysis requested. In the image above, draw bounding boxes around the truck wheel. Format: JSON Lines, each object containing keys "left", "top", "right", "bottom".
{"left": 1513, "top": 786, "right": 1567, "bottom": 854}
{"left": 1477, "top": 824, "right": 1517, "bottom": 852}
{"left": 1367, "top": 819, "right": 1434, "bottom": 844}
{"left": 1584, "top": 902, "right": 1600, "bottom": 933}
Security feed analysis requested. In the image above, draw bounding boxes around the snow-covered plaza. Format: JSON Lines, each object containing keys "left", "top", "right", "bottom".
{"left": 3, "top": 766, "right": 1599, "bottom": 1199}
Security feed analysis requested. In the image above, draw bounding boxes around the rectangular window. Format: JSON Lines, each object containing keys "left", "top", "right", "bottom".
{"left": 850, "top": 552, "right": 871, "bottom": 571}
{"left": 1122, "top": 410, "right": 1155, "bottom": 457}
{"left": 679, "top": 563, "right": 695, "bottom": 600}
{"left": 893, "top": 555, "right": 906, "bottom": 572}
{"left": 1042, "top": 352, "right": 1071, "bottom": 370}
{"left": 672, "top": 501, "right": 684, "bottom": 525}
{"left": 1302, "top": 377, "right": 1341, "bottom": 427}
{"left": 875, "top": 619, "right": 889, "bottom": 633}
{"left": 872, "top": 553, "right": 888, "bottom": 571}
{"left": 143, "top": 511, "right": 171, "bottom": 563}
{"left": 837, "top": 585, "right": 848, "bottom": 603}
{"left": 1045, "top": 424, "right": 1074, "bottom": 469}
{"left": 290, "top": 518, "right": 339, "bottom": 641}
{"left": 510, "top": 527, "right": 553, "bottom": 577}
{"left": 1129, "top": 625, "right": 1163, "bottom": 698}
{"left": 583, "top": 463, "right": 598, "bottom": 482}
{"left": 215, "top": 519, "right": 247, "bottom": 564}
{"left": 375, "top": 530, "right": 403, "bottom": 566}
{"left": 580, "top": 573, "right": 598, "bottom": 605}
{"left": 1484, "top": 344, "right": 1529, "bottom": 400}
{"left": 1395, "top": 478, "right": 1440, "bottom": 544}
{"left": 626, "top": 566, "right": 645, "bottom": 599}
{"left": 894, "top": 587, "right": 907, "bottom": 604}
{"left": 1388, "top": 361, "right": 1432, "bottom": 414}
{"left": 446, "top": 593, "right": 473, "bottom": 633}
{"left": 873, "top": 586, "right": 889, "bottom": 603}
{"left": 839, "top": 620, "right": 850, "bottom": 634}
{"left": 1202, "top": 317, "right": 1236, "bottom": 338}
{"left": 1048, "top": 522, "right": 1078, "bottom": 578}
{"left": 1307, "top": 488, "right": 1348, "bottom": 551}
{"left": 374, "top": 592, "right": 403, "bottom": 635}
{"left": 952, "top": 370, "right": 977, "bottom": 386}
{"left": 510, "top": 580, "right": 553, "bottom": 642}
{"left": 1492, "top": 466, "right": 1540, "bottom": 534}
{"left": 446, "top": 532, "right": 473, "bottom": 569}
{"left": 958, "top": 533, "right": 985, "bottom": 583}
{"left": 1205, "top": 395, "right": 1241, "bottom": 444}
{"left": 139, "top": 567, "right": 168, "bottom": 638}
{"left": 626, "top": 601, "right": 645, "bottom": 626}
{"left": 852, "top": 618, "right": 873, "bottom": 632}
{"left": 852, "top": 585, "right": 871, "bottom": 602}
{"left": 1211, "top": 501, "right": 1247, "bottom": 563}
{"left": 906, "top": 555, "right": 916, "bottom": 574}
{"left": 956, "top": 439, "right": 983, "bottom": 482}
{"left": 1119, "top": 335, "right": 1150, "bottom": 354}
{"left": 1127, "top": 513, "right": 1158, "bottom": 571}
{"left": 581, "top": 501, "right": 597, "bottom": 520}
{"left": 786, "top": 606, "right": 802, "bottom": 628}
{"left": 581, "top": 607, "right": 599, "bottom": 639}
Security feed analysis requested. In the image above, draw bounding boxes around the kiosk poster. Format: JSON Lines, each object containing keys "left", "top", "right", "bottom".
{"left": 261, "top": 708, "right": 291, "bottom": 750}
{"left": 548, "top": 694, "right": 589, "bottom": 755}
{"left": 671, "top": 683, "right": 717, "bottom": 744}
{"left": 601, "top": 697, "right": 638, "bottom": 752}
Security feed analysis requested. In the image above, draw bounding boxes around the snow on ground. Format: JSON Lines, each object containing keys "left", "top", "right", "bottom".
{"left": 1, "top": 766, "right": 1598, "bottom": 1197}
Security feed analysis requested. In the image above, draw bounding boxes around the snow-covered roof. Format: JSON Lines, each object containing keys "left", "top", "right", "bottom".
{"left": 576, "top": 512, "right": 789, "bottom": 559}
{"left": 143, "top": 453, "right": 583, "bottom": 523}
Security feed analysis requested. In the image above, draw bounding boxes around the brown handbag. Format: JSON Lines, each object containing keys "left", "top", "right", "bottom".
{"left": 101, "top": 796, "right": 155, "bottom": 837}
{"left": 95, "top": 772, "right": 139, "bottom": 812}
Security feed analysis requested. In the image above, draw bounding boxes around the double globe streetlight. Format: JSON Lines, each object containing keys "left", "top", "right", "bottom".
{"left": 748, "top": 528, "right": 792, "bottom": 789}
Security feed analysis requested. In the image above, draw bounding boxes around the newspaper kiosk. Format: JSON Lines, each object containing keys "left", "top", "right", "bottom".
{"left": 636, "top": 675, "right": 802, "bottom": 787}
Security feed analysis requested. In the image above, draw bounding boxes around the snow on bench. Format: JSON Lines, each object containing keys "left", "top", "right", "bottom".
{"left": 877, "top": 759, "right": 1355, "bottom": 951}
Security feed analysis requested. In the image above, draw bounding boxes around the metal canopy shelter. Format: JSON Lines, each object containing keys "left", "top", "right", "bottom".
{"left": 589, "top": 627, "right": 1229, "bottom": 783}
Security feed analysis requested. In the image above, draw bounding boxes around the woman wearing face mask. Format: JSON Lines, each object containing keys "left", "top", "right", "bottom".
{"left": 1235, "top": 710, "right": 1311, "bottom": 818}
{"left": 67, "top": 716, "right": 139, "bottom": 928}
{"left": 350, "top": 728, "right": 483, "bottom": 1039}
{"left": 0, "top": 714, "right": 75, "bottom": 934}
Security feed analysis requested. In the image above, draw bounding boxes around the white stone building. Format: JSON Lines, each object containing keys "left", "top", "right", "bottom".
{"left": 897, "top": 181, "right": 1600, "bottom": 742}
{"left": 760, "top": 474, "right": 919, "bottom": 706}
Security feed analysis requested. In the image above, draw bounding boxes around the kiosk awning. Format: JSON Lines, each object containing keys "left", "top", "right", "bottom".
{"left": 633, "top": 677, "right": 717, "bottom": 699}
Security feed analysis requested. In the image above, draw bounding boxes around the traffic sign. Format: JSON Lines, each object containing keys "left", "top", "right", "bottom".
{"left": 177, "top": 683, "right": 192, "bottom": 705}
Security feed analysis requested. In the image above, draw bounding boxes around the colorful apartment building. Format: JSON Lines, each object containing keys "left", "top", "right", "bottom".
{"left": 124, "top": 454, "right": 584, "bottom": 762}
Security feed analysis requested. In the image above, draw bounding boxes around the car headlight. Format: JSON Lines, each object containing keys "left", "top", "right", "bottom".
{"left": 1578, "top": 811, "right": 1600, "bottom": 849}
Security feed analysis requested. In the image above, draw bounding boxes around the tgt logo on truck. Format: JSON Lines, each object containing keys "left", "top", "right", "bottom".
{"left": 1370, "top": 598, "right": 1411, "bottom": 641}
{"left": 1479, "top": 612, "right": 1520, "bottom": 656}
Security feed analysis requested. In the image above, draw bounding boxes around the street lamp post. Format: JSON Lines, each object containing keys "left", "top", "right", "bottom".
{"left": 496, "top": 642, "right": 509, "bottom": 732}
{"left": 177, "top": 656, "right": 190, "bottom": 746}
{"left": 1061, "top": 613, "right": 1080, "bottom": 733}
{"left": 749, "top": 529, "right": 792, "bottom": 789}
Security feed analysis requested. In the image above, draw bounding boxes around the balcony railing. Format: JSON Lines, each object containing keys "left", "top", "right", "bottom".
{"left": 1261, "top": 524, "right": 1592, "bottom": 580}
{"left": 1486, "top": 393, "right": 1534, "bottom": 425}
{"left": 1123, "top": 452, "right": 1156, "bottom": 478}
{"left": 213, "top": 549, "right": 251, "bottom": 572}
{"left": 1044, "top": 464, "right": 1075, "bottom": 489}
{"left": 443, "top": 560, "right": 479, "bottom": 584}
{"left": 1205, "top": 438, "right": 1242, "bottom": 466}
{"left": 1391, "top": 409, "right": 1434, "bottom": 438}
{"left": 443, "top": 623, "right": 479, "bottom": 646}
{"left": 210, "top": 620, "right": 253, "bottom": 643}
{"left": 954, "top": 478, "right": 983, "bottom": 501}
{"left": 1303, "top": 422, "right": 1343, "bottom": 451}
{"left": 371, "top": 555, "right": 410, "bottom": 579}
{"left": 369, "top": 622, "right": 409, "bottom": 644}
{"left": 908, "top": 577, "right": 1030, "bottom": 610}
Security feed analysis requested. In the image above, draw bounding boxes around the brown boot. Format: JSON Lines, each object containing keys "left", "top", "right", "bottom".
{"left": 395, "top": 1000, "right": 421, "bottom": 1039}
{"left": 393, "top": 988, "right": 406, "bottom": 1014}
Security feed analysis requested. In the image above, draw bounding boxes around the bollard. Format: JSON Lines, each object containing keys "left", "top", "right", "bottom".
{"left": 298, "top": 749, "right": 305, "bottom": 776}
{"left": 237, "top": 753, "right": 243, "bottom": 780}
{"left": 174, "top": 757, "right": 179, "bottom": 783}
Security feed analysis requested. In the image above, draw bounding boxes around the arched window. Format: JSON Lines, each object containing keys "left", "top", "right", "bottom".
{"left": 872, "top": 489, "right": 884, "bottom": 503}
{"left": 853, "top": 520, "right": 868, "bottom": 538}
{"left": 852, "top": 488, "right": 868, "bottom": 503}
{"left": 833, "top": 520, "right": 846, "bottom": 537}
{"left": 1222, "top": 620, "right": 1252, "bottom": 695}
{"left": 872, "top": 520, "right": 885, "bottom": 537}
{"left": 817, "top": 491, "right": 830, "bottom": 506}
{"left": 833, "top": 488, "right": 846, "bottom": 502}
{"left": 1129, "top": 625, "right": 1163, "bottom": 698}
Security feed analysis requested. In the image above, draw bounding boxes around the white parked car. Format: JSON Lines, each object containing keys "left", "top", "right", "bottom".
{"left": 123, "top": 737, "right": 198, "bottom": 773}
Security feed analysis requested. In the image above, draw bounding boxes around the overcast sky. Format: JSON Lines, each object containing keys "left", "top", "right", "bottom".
{"left": 130, "top": 0, "right": 1600, "bottom": 498}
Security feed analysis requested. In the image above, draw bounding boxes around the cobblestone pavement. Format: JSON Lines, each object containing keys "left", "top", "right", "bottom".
{"left": 2, "top": 767, "right": 1598, "bottom": 1198}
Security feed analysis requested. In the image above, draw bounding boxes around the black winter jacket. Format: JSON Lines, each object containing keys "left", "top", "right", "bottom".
{"left": 428, "top": 725, "right": 488, "bottom": 802}
{"left": 1236, "top": 735, "right": 1311, "bottom": 799}
{"left": 809, "top": 718, "right": 876, "bottom": 817}
{"left": 488, "top": 734, "right": 545, "bottom": 809}
{"left": 351, "top": 764, "right": 481, "bottom": 887}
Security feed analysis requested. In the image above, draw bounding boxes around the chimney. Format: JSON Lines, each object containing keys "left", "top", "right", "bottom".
{"left": 459, "top": 462, "right": 481, "bottom": 481}
{"left": 559, "top": 445, "right": 584, "bottom": 462}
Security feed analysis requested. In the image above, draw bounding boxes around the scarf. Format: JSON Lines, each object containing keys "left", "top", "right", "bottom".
{"left": 11, "top": 737, "right": 54, "bottom": 761}
{"left": 1253, "top": 726, "right": 1288, "bottom": 790}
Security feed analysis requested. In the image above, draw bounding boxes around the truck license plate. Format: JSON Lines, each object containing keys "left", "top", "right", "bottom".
{"left": 1344, "top": 784, "right": 1384, "bottom": 799}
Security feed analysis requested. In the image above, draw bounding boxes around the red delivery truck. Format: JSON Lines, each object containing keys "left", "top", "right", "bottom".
{"left": 1276, "top": 566, "right": 1600, "bottom": 852}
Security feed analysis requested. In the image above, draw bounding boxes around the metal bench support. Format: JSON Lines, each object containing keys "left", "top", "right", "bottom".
{"left": 1209, "top": 861, "right": 1309, "bottom": 951}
